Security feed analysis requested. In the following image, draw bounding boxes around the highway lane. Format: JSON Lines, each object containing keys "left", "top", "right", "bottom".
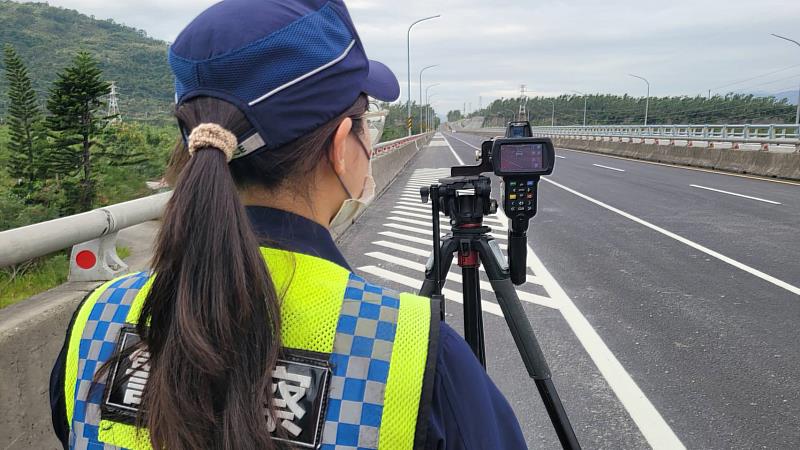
{"left": 338, "top": 136, "right": 653, "bottom": 448}
{"left": 441, "top": 132, "right": 800, "bottom": 448}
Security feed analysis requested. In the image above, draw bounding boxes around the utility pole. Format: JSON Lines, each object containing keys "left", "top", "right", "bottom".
{"left": 771, "top": 34, "right": 800, "bottom": 125}
{"left": 108, "top": 81, "right": 120, "bottom": 121}
{"left": 407, "top": 15, "right": 441, "bottom": 136}
{"left": 629, "top": 74, "right": 650, "bottom": 126}
{"left": 518, "top": 85, "right": 528, "bottom": 121}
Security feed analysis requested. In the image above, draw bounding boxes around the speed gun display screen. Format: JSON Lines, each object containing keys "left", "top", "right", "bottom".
{"left": 499, "top": 143, "right": 545, "bottom": 173}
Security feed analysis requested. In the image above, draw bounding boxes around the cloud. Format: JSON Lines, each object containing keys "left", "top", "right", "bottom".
{"left": 21, "top": 0, "right": 800, "bottom": 116}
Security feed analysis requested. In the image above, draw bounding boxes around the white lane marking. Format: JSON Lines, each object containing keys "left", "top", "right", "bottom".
{"left": 380, "top": 230, "right": 508, "bottom": 251}
{"left": 545, "top": 178, "right": 800, "bottom": 297}
{"left": 395, "top": 205, "right": 446, "bottom": 215}
{"left": 378, "top": 231, "right": 437, "bottom": 246}
{"left": 525, "top": 246, "right": 685, "bottom": 449}
{"left": 363, "top": 252, "right": 555, "bottom": 309}
{"left": 358, "top": 265, "right": 504, "bottom": 316}
{"left": 593, "top": 164, "right": 626, "bottom": 173}
{"left": 556, "top": 155, "right": 567, "bottom": 160}
{"left": 388, "top": 216, "right": 444, "bottom": 228}
{"left": 689, "top": 184, "right": 782, "bottom": 205}
{"left": 437, "top": 139, "right": 684, "bottom": 448}
{"left": 384, "top": 222, "right": 507, "bottom": 243}
{"left": 392, "top": 206, "right": 449, "bottom": 223}
{"left": 365, "top": 251, "right": 544, "bottom": 286}
{"left": 442, "top": 135, "right": 467, "bottom": 165}
{"left": 384, "top": 223, "right": 445, "bottom": 236}
{"left": 372, "top": 240, "right": 431, "bottom": 257}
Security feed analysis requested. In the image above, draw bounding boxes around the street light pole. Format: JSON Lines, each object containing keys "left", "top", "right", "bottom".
{"left": 426, "top": 93, "right": 439, "bottom": 132}
{"left": 425, "top": 83, "right": 440, "bottom": 133}
{"left": 419, "top": 64, "right": 439, "bottom": 134}
{"left": 407, "top": 15, "right": 441, "bottom": 136}
{"left": 629, "top": 74, "right": 651, "bottom": 126}
{"left": 771, "top": 34, "right": 800, "bottom": 125}
{"left": 571, "top": 91, "right": 588, "bottom": 126}
{"left": 549, "top": 99, "right": 556, "bottom": 127}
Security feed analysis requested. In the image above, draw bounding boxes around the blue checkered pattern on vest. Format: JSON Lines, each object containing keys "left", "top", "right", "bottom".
{"left": 68, "top": 271, "right": 404, "bottom": 450}
{"left": 69, "top": 272, "right": 150, "bottom": 450}
{"left": 320, "top": 274, "right": 401, "bottom": 450}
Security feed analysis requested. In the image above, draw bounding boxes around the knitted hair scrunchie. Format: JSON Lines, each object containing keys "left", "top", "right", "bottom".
{"left": 187, "top": 123, "right": 238, "bottom": 162}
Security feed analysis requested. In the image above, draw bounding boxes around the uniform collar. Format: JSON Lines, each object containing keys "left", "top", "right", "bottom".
{"left": 246, "top": 206, "right": 352, "bottom": 272}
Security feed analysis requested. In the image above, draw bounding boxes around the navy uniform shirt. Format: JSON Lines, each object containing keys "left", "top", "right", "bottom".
{"left": 49, "top": 207, "right": 528, "bottom": 449}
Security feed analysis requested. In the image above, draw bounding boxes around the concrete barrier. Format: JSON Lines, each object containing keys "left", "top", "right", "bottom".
{"left": 0, "top": 222, "right": 158, "bottom": 450}
{"left": 0, "top": 134, "right": 432, "bottom": 449}
{"left": 460, "top": 131, "right": 800, "bottom": 181}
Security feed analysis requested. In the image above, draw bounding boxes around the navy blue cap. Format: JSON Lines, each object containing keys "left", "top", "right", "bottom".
{"left": 169, "top": 0, "right": 400, "bottom": 158}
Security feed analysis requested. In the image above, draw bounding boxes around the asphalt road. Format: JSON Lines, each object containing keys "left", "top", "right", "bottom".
{"left": 338, "top": 132, "right": 800, "bottom": 449}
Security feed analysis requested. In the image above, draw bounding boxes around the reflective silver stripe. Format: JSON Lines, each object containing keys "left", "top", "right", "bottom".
{"left": 248, "top": 40, "right": 357, "bottom": 107}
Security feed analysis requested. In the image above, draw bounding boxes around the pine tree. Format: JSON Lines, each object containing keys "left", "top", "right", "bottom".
{"left": 46, "top": 51, "right": 112, "bottom": 214}
{"left": 2, "top": 44, "right": 46, "bottom": 197}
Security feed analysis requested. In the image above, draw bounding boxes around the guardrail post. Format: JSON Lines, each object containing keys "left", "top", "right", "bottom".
{"left": 69, "top": 233, "right": 128, "bottom": 282}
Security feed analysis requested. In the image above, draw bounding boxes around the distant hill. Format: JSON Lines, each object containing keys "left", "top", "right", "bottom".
{"left": 0, "top": 1, "right": 173, "bottom": 119}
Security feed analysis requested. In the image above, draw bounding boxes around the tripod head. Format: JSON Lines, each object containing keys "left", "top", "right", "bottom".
{"left": 421, "top": 137, "right": 556, "bottom": 284}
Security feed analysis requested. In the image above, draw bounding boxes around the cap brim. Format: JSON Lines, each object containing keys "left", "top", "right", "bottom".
{"left": 362, "top": 60, "right": 400, "bottom": 102}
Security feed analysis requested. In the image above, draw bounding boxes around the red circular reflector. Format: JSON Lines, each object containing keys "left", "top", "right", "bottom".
{"left": 76, "top": 250, "right": 97, "bottom": 270}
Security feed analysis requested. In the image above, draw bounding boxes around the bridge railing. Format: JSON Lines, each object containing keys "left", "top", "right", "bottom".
{"left": 0, "top": 132, "right": 432, "bottom": 282}
{"left": 531, "top": 124, "right": 800, "bottom": 150}
{"left": 469, "top": 124, "right": 800, "bottom": 151}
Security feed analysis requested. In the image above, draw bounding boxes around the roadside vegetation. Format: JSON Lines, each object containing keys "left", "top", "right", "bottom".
{"left": 467, "top": 94, "right": 796, "bottom": 127}
{"left": 0, "top": 246, "right": 130, "bottom": 309}
{"left": 0, "top": 45, "right": 174, "bottom": 305}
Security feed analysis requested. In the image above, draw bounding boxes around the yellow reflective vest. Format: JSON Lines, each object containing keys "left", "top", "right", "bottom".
{"left": 63, "top": 247, "right": 437, "bottom": 449}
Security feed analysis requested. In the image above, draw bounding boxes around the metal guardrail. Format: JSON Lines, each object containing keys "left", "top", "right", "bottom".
{"left": 0, "top": 133, "right": 433, "bottom": 278}
{"left": 471, "top": 124, "right": 800, "bottom": 151}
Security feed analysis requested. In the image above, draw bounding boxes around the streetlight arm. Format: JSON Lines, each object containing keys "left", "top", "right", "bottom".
{"left": 407, "top": 15, "right": 441, "bottom": 135}
{"left": 772, "top": 34, "right": 800, "bottom": 47}
{"left": 628, "top": 74, "right": 650, "bottom": 88}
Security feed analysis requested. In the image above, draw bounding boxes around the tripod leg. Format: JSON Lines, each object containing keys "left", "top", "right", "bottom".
{"left": 419, "top": 238, "right": 458, "bottom": 297}
{"left": 461, "top": 266, "right": 486, "bottom": 366}
{"left": 477, "top": 240, "right": 582, "bottom": 450}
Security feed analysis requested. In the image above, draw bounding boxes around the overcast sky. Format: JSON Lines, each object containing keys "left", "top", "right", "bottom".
{"left": 24, "top": 0, "right": 800, "bottom": 115}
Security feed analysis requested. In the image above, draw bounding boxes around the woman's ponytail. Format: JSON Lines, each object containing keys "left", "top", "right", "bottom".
{"left": 137, "top": 98, "right": 281, "bottom": 450}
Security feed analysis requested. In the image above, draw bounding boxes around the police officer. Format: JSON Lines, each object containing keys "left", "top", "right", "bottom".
{"left": 49, "top": 1, "right": 528, "bottom": 448}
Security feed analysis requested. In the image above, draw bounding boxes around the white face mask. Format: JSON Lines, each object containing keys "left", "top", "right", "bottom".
{"left": 330, "top": 136, "right": 375, "bottom": 234}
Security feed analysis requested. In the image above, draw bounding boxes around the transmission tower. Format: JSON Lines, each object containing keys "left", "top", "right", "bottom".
{"left": 108, "top": 81, "right": 121, "bottom": 120}
{"left": 518, "top": 85, "right": 528, "bottom": 121}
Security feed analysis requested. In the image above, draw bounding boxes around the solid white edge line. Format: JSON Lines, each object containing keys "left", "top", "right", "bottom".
{"left": 544, "top": 178, "right": 799, "bottom": 296}
{"left": 524, "top": 245, "right": 686, "bottom": 449}
{"left": 556, "top": 155, "right": 567, "bottom": 159}
{"left": 689, "top": 184, "right": 782, "bottom": 205}
{"left": 442, "top": 135, "right": 467, "bottom": 165}
{"left": 440, "top": 132, "right": 686, "bottom": 449}
{"left": 593, "top": 164, "right": 626, "bottom": 173}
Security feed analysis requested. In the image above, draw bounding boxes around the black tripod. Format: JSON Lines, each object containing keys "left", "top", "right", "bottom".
{"left": 419, "top": 180, "right": 581, "bottom": 450}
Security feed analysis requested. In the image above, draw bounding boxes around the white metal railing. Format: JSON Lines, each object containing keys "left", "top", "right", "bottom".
{"left": 0, "top": 133, "right": 432, "bottom": 279}
{"left": 533, "top": 124, "right": 800, "bottom": 150}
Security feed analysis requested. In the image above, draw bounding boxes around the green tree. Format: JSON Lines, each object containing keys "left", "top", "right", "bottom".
{"left": 2, "top": 44, "right": 46, "bottom": 197}
{"left": 447, "top": 110, "right": 463, "bottom": 122}
{"left": 45, "top": 51, "right": 142, "bottom": 214}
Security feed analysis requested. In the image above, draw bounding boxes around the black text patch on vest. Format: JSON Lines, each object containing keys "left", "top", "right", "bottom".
{"left": 102, "top": 327, "right": 148, "bottom": 424}
{"left": 101, "top": 328, "right": 331, "bottom": 449}
{"left": 268, "top": 349, "right": 332, "bottom": 449}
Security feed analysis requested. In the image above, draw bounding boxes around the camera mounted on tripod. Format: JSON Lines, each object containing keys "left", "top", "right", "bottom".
{"left": 420, "top": 135, "right": 556, "bottom": 285}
